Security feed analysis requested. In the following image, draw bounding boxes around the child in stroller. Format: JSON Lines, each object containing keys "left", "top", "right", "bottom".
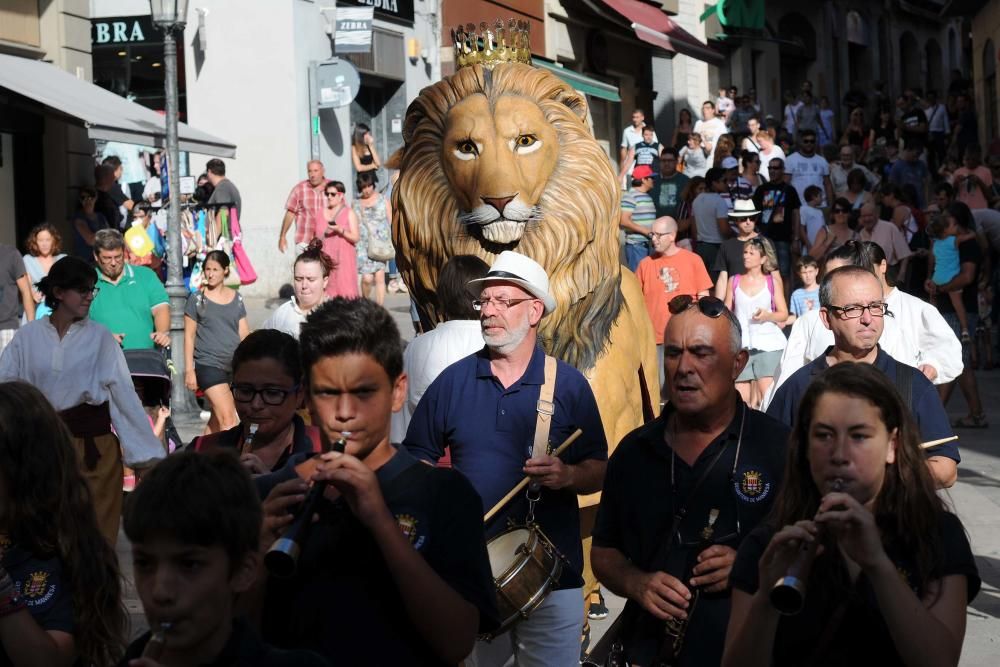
{"left": 123, "top": 349, "right": 180, "bottom": 491}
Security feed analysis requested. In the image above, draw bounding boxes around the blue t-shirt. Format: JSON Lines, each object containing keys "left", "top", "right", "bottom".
{"left": 888, "top": 159, "right": 929, "bottom": 209}
{"left": 403, "top": 345, "right": 608, "bottom": 587}
{"left": 789, "top": 287, "right": 820, "bottom": 317}
{"left": 766, "top": 347, "right": 959, "bottom": 462}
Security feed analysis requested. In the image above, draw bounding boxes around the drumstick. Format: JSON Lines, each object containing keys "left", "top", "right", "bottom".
{"left": 920, "top": 435, "right": 958, "bottom": 450}
{"left": 483, "top": 429, "right": 583, "bottom": 524}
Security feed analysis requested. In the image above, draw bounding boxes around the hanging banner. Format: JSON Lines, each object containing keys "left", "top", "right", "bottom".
{"left": 335, "top": 6, "right": 375, "bottom": 54}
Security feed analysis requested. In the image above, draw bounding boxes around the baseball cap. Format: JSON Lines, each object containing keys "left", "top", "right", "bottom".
{"left": 632, "top": 165, "right": 655, "bottom": 180}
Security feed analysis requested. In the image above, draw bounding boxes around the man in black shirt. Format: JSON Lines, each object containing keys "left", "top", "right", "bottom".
{"left": 928, "top": 204, "right": 986, "bottom": 428}
{"left": 592, "top": 297, "right": 789, "bottom": 666}
{"left": 753, "top": 159, "right": 801, "bottom": 283}
{"left": 899, "top": 92, "right": 929, "bottom": 154}
{"left": 94, "top": 164, "right": 123, "bottom": 230}
{"left": 259, "top": 298, "right": 498, "bottom": 666}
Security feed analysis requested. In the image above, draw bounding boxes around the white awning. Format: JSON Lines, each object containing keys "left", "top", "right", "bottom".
{"left": 0, "top": 53, "right": 236, "bottom": 158}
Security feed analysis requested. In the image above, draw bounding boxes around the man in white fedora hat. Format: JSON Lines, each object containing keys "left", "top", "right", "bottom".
{"left": 712, "top": 199, "right": 780, "bottom": 299}
{"left": 405, "top": 250, "right": 608, "bottom": 666}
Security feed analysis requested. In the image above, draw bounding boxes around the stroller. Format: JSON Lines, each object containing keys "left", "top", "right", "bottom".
{"left": 124, "top": 348, "right": 183, "bottom": 455}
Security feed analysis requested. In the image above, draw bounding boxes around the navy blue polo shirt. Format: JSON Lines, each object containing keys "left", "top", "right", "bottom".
{"left": 1, "top": 541, "right": 74, "bottom": 667}
{"left": 404, "top": 345, "right": 608, "bottom": 587}
{"left": 766, "top": 347, "right": 959, "bottom": 462}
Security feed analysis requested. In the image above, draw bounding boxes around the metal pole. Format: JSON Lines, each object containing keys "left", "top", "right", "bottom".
{"left": 162, "top": 26, "right": 196, "bottom": 413}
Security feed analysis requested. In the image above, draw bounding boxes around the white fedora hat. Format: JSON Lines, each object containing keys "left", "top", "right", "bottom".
{"left": 728, "top": 198, "right": 761, "bottom": 218}
{"left": 468, "top": 251, "right": 557, "bottom": 315}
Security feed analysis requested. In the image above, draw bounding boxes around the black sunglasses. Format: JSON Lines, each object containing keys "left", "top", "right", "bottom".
{"left": 668, "top": 295, "right": 741, "bottom": 330}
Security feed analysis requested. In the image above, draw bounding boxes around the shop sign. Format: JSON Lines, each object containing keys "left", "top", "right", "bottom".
{"left": 91, "top": 15, "right": 155, "bottom": 45}
{"left": 336, "top": 7, "right": 374, "bottom": 53}
{"left": 699, "top": 0, "right": 765, "bottom": 31}
{"left": 338, "top": 0, "right": 414, "bottom": 25}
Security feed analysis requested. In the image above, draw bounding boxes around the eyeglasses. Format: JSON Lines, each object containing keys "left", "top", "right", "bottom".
{"left": 80, "top": 195, "right": 96, "bottom": 200}
{"left": 801, "top": 140, "right": 816, "bottom": 144}
{"left": 231, "top": 384, "right": 300, "bottom": 405}
{"left": 74, "top": 286, "right": 99, "bottom": 298}
{"left": 824, "top": 302, "right": 893, "bottom": 319}
{"left": 325, "top": 192, "right": 342, "bottom": 198}
{"left": 472, "top": 297, "right": 537, "bottom": 312}
{"left": 650, "top": 231, "right": 674, "bottom": 239}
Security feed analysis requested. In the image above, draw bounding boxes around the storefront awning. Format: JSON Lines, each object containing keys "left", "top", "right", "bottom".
{"left": 0, "top": 53, "right": 236, "bottom": 157}
{"left": 598, "top": 0, "right": 724, "bottom": 65}
{"left": 531, "top": 58, "right": 622, "bottom": 102}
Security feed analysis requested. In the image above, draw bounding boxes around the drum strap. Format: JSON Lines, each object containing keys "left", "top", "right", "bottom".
{"left": 532, "top": 355, "right": 558, "bottom": 460}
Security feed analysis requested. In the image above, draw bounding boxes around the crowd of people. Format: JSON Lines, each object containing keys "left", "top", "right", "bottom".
{"left": 0, "top": 75, "right": 991, "bottom": 667}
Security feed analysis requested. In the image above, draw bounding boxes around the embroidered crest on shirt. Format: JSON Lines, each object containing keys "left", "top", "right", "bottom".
{"left": 395, "top": 514, "right": 426, "bottom": 550}
{"left": 20, "top": 570, "right": 57, "bottom": 606}
{"left": 734, "top": 468, "right": 771, "bottom": 503}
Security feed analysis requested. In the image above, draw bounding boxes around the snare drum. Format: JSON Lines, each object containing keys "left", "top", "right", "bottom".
{"left": 484, "top": 525, "right": 563, "bottom": 638}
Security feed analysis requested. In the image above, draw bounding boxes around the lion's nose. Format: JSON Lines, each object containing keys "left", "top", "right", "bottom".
{"left": 481, "top": 195, "right": 516, "bottom": 215}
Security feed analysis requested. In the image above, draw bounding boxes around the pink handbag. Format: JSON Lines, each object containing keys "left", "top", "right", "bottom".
{"left": 228, "top": 207, "right": 257, "bottom": 285}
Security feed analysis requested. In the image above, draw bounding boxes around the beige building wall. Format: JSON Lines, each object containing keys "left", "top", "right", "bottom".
{"left": 971, "top": 2, "right": 1000, "bottom": 149}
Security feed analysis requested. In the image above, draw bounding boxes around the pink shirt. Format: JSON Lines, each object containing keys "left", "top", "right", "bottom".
{"left": 860, "top": 220, "right": 913, "bottom": 266}
{"left": 284, "top": 180, "right": 327, "bottom": 245}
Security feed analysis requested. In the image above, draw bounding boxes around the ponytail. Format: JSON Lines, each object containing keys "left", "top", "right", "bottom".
{"left": 296, "top": 238, "right": 336, "bottom": 277}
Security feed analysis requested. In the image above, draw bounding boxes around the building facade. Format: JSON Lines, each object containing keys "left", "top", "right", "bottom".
{"left": 90, "top": 0, "right": 441, "bottom": 296}
{"left": 0, "top": 0, "right": 94, "bottom": 247}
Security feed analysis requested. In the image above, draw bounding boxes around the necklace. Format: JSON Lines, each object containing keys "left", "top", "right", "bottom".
{"left": 669, "top": 404, "right": 747, "bottom": 493}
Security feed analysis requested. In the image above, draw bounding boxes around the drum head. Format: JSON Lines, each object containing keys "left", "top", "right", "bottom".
{"left": 487, "top": 528, "right": 531, "bottom": 578}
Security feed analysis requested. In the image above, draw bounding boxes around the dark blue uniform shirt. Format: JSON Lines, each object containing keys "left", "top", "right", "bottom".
{"left": 404, "top": 345, "right": 608, "bottom": 587}
{"left": 1, "top": 541, "right": 74, "bottom": 667}
{"left": 766, "top": 347, "right": 959, "bottom": 462}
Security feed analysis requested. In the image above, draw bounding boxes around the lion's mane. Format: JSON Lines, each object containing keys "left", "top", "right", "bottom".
{"left": 391, "top": 63, "right": 624, "bottom": 371}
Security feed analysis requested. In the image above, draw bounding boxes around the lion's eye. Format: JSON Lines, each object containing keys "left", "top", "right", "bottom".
{"left": 453, "top": 140, "right": 480, "bottom": 162}
{"left": 512, "top": 134, "right": 542, "bottom": 154}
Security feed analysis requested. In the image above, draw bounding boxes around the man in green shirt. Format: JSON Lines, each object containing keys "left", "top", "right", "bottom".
{"left": 89, "top": 229, "right": 169, "bottom": 350}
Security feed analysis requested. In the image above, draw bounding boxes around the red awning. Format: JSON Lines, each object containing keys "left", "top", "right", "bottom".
{"left": 599, "top": 0, "right": 724, "bottom": 64}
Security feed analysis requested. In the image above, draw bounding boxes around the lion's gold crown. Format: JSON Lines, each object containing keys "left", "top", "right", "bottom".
{"left": 451, "top": 19, "right": 531, "bottom": 70}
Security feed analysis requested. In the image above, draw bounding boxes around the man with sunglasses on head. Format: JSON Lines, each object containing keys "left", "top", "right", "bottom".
{"left": 591, "top": 295, "right": 788, "bottom": 667}
{"left": 766, "top": 266, "right": 958, "bottom": 487}
{"left": 405, "top": 251, "right": 608, "bottom": 666}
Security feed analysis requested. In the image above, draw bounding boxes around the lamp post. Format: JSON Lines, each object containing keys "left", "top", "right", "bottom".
{"left": 150, "top": 0, "right": 195, "bottom": 413}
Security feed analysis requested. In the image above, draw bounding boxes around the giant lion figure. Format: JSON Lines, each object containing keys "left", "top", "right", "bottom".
{"left": 390, "top": 62, "right": 659, "bottom": 475}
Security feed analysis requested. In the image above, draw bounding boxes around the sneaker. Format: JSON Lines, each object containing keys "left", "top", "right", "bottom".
{"left": 961, "top": 330, "right": 972, "bottom": 344}
{"left": 396, "top": 280, "right": 408, "bottom": 293}
{"left": 588, "top": 591, "right": 609, "bottom": 619}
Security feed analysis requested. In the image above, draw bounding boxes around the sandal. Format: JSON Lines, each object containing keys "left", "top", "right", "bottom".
{"left": 952, "top": 414, "right": 989, "bottom": 429}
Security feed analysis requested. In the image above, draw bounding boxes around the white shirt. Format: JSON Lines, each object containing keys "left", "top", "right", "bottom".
{"left": 785, "top": 152, "right": 830, "bottom": 207}
{"left": 925, "top": 103, "right": 950, "bottom": 134}
{"left": 389, "top": 320, "right": 485, "bottom": 443}
{"left": 693, "top": 117, "right": 728, "bottom": 163}
{"left": 761, "top": 287, "right": 963, "bottom": 409}
{"left": 621, "top": 125, "right": 655, "bottom": 150}
{"left": 0, "top": 317, "right": 165, "bottom": 467}
{"left": 830, "top": 162, "right": 880, "bottom": 195}
{"left": 758, "top": 145, "right": 786, "bottom": 182}
{"left": 262, "top": 298, "right": 323, "bottom": 339}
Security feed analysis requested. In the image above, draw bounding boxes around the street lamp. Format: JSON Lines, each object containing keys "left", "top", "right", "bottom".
{"left": 150, "top": 0, "right": 195, "bottom": 413}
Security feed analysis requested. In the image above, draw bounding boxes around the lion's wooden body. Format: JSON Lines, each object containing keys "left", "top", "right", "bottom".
{"left": 389, "top": 62, "right": 659, "bottom": 480}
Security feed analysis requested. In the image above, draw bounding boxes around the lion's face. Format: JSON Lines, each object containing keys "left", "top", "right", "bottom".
{"left": 391, "top": 63, "right": 624, "bottom": 369}
{"left": 442, "top": 95, "right": 559, "bottom": 244}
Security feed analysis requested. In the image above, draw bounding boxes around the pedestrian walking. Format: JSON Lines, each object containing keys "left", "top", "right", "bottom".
{"left": 184, "top": 251, "right": 249, "bottom": 435}
{"left": 353, "top": 171, "right": 393, "bottom": 305}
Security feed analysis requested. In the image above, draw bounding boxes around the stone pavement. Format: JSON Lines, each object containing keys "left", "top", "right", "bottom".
{"left": 120, "top": 293, "right": 1000, "bottom": 662}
